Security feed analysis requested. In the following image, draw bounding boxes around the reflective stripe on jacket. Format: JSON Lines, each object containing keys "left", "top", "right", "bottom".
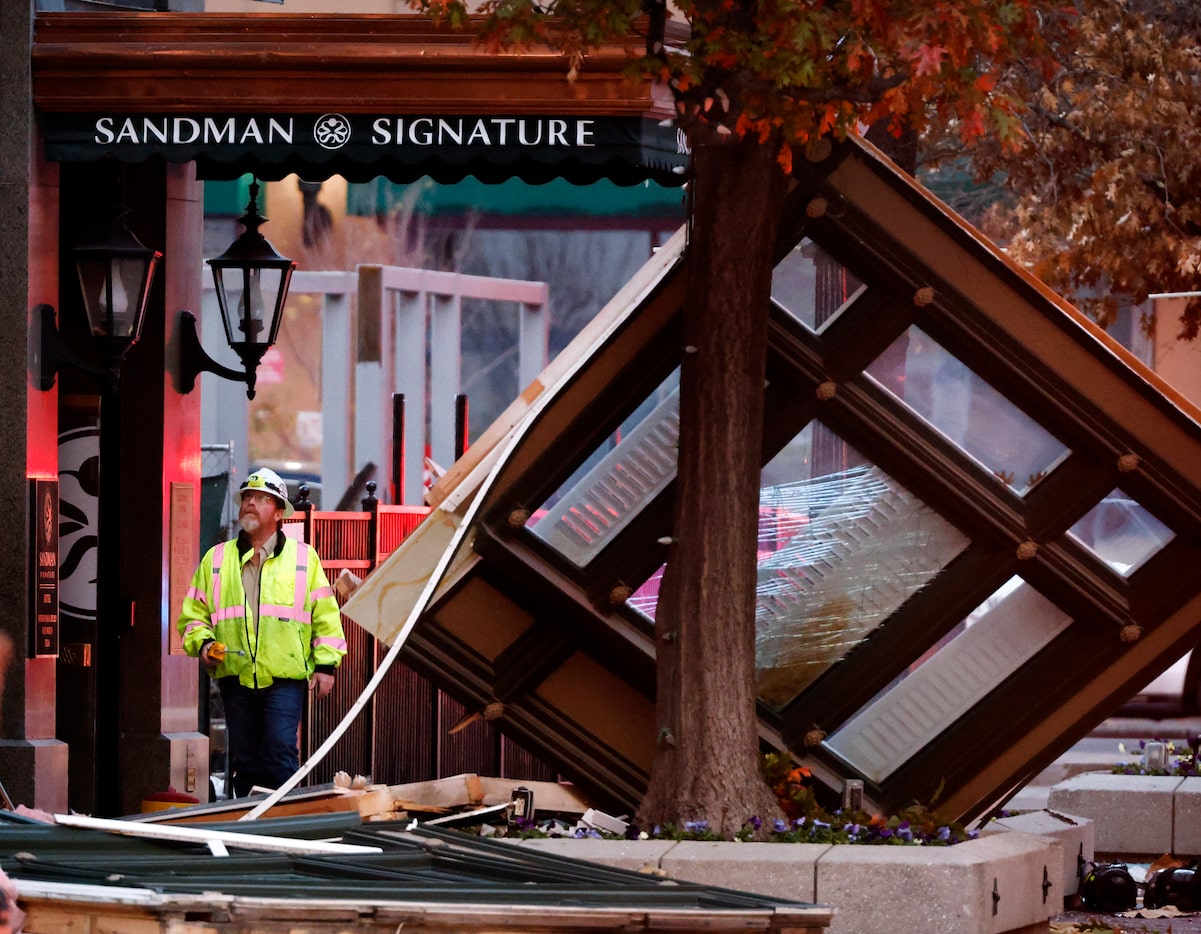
{"left": 177, "top": 532, "right": 346, "bottom": 689}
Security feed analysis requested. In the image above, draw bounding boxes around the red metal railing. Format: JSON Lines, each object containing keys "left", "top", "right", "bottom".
{"left": 285, "top": 488, "right": 556, "bottom": 787}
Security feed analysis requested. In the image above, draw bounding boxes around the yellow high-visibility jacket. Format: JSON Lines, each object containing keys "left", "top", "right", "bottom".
{"left": 177, "top": 532, "right": 346, "bottom": 689}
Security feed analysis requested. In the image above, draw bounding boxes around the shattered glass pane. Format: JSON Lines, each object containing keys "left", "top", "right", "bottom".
{"left": 771, "top": 237, "right": 867, "bottom": 332}
{"left": 627, "top": 423, "right": 971, "bottom": 710}
{"left": 865, "top": 326, "right": 1069, "bottom": 495}
{"left": 527, "top": 371, "right": 680, "bottom": 566}
{"left": 628, "top": 563, "right": 665, "bottom": 619}
{"left": 754, "top": 423, "right": 970, "bottom": 707}
{"left": 1069, "top": 488, "right": 1174, "bottom": 575}
{"left": 825, "top": 577, "right": 1072, "bottom": 782}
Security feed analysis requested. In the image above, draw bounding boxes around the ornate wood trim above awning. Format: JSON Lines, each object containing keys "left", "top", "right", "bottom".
{"left": 32, "top": 12, "right": 688, "bottom": 185}
{"left": 32, "top": 13, "right": 670, "bottom": 116}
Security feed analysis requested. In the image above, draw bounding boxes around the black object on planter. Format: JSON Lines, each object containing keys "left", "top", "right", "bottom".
{"left": 1145, "top": 866, "right": 1201, "bottom": 910}
{"left": 1081, "top": 862, "right": 1139, "bottom": 912}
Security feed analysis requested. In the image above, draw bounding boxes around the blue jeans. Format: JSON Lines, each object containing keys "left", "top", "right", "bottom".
{"left": 217, "top": 677, "right": 307, "bottom": 797}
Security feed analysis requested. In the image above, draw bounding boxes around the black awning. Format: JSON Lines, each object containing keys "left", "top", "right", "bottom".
{"left": 40, "top": 112, "right": 690, "bottom": 187}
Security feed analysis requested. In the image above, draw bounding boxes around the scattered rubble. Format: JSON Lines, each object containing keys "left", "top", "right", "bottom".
{"left": 133, "top": 773, "right": 613, "bottom": 831}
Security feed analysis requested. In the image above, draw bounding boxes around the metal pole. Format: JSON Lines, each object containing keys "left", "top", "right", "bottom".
{"left": 95, "top": 377, "right": 124, "bottom": 816}
{"left": 454, "top": 393, "right": 469, "bottom": 461}
{"left": 392, "top": 393, "right": 405, "bottom": 505}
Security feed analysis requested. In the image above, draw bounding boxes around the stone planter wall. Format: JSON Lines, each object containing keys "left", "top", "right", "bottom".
{"left": 1048, "top": 772, "right": 1201, "bottom": 858}
{"left": 983, "top": 808, "right": 1095, "bottom": 898}
{"left": 508, "top": 815, "right": 1093, "bottom": 934}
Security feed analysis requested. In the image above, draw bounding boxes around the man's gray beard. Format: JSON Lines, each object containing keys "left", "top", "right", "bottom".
{"left": 240, "top": 514, "right": 261, "bottom": 535}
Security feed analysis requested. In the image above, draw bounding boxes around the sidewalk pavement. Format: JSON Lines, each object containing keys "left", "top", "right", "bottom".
{"left": 1006, "top": 717, "right": 1199, "bottom": 812}
{"left": 1054, "top": 901, "right": 1201, "bottom": 931}
{"left": 1006, "top": 749, "right": 1132, "bottom": 812}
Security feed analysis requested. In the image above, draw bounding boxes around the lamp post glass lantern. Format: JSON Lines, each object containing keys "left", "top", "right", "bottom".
{"left": 206, "top": 180, "right": 295, "bottom": 392}
{"left": 37, "top": 203, "right": 161, "bottom": 392}
{"left": 74, "top": 206, "right": 161, "bottom": 362}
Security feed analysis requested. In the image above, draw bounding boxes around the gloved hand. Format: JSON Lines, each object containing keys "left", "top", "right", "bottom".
{"left": 199, "top": 641, "right": 220, "bottom": 668}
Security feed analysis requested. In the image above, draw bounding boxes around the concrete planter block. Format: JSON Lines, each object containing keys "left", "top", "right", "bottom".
{"left": 816, "top": 830, "right": 1059, "bottom": 934}
{"left": 660, "top": 840, "right": 831, "bottom": 902}
{"left": 985, "top": 810, "right": 1094, "bottom": 896}
{"left": 507, "top": 828, "right": 1058, "bottom": 933}
{"left": 1047, "top": 772, "right": 1182, "bottom": 858}
{"left": 1173, "top": 776, "right": 1201, "bottom": 857}
{"left": 502, "top": 837, "right": 680, "bottom": 873}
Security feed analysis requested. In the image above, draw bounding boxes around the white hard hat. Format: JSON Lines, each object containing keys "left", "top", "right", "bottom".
{"left": 237, "top": 467, "right": 295, "bottom": 518}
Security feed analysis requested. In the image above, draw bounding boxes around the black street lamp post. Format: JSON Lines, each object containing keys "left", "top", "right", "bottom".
{"left": 37, "top": 175, "right": 294, "bottom": 813}
{"left": 37, "top": 195, "right": 161, "bottom": 815}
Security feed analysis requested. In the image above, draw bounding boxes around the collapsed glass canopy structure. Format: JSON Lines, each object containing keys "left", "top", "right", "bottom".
{"left": 344, "top": 136, "right": 1201, "bottom": 824}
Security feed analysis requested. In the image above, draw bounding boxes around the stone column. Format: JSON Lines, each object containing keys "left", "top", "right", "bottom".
{"left": 0, "top": 1, "right": 69, "bottom": 813}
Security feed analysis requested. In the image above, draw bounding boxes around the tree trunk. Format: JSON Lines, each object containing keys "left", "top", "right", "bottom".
{"left": 637, "top": 136, "right": 788, "bottom": 837}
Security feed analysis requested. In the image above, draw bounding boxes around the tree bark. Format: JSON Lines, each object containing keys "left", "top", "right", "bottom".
{"left": 637, "top": 135, "right": 788, "bottom": 836}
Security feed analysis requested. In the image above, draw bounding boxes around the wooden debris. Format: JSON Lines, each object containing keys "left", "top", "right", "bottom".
{"left": 387, "top": 774, "right": 591, "bottom": 817}
{"left": 354, "top": 788, "right": 401, "bottom": 820}
{"left": 134, "top": 784, "right": 397, "bottom": 825}
{"left": 133, "top": 774, "right": 593, "bottom": 827}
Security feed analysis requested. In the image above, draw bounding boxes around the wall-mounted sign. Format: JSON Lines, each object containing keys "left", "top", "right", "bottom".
{"left": 169, "top": 482, "right": 196, "bottom": 657}
{"left": 29, "top": 478, "right": 59, "bottom": 658}
{"left": 39, "top": 112, "right": 689, "bottom": 187}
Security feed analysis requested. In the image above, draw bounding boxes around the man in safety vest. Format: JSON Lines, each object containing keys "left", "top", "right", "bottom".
{"left": 177, "top": 467, "right": 346, "bottom": 797}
